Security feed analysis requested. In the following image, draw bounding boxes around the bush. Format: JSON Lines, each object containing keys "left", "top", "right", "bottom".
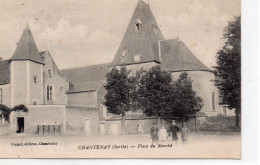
{"left": 11, "top": 104, "right": 28, "bottom": 112}
{"left": 198, "top": 115, "right": 239, "bottom": 132}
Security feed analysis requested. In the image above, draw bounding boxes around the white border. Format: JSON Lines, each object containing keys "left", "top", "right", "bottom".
{"left": 0, "top": 0, "right": 259, "bottom": 164}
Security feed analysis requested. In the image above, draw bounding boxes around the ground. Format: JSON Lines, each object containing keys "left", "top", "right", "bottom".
{"left": 0, "top": 132, "right": 241, "bottom": 159}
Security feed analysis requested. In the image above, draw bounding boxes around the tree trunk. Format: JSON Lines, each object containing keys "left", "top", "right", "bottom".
{"left": 181, "top": 117, "right": 185, "bottom": 128}
{"left": 157, "top": 116, "right": 160, "bottom": 127}
{"left": 121, "top": 110, "right": 126, "bottom": 135}
{"left": 235, "top": 110, "right": 240, "bottom": 128}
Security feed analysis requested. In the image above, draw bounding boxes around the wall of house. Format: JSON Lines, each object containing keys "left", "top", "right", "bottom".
{"left": 29, "top": 61, "right": 43, "bottom": 105}
{"left": 9, "top": 105, "right": 65, "bottom": 134}
{"left": 65, "top": 106, "right": 101, "bottom": 135}
{"left": 11, "top": 60, "right": 43, "bottom": 107}
{"left": 97, "top": 84, "right": 106, "bottom": 106}
{"left": 67, "top": 91, "right": 97, "bottom": 107}
{"left": 42, "top": 51, "right": 69, "bottom": 105}
{"left": 171, "top": 71, "right": 222, "bottom": 116}
{"left": 0, "top": 84, "right": 11, "bottom": 107}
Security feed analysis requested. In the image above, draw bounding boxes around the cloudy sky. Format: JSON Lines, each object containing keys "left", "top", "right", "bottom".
{"left": 0, "top": 0, "right": 240, "bottom": 69}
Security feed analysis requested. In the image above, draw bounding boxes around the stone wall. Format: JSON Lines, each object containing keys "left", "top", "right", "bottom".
{"left": 67, "top": 91, "right": 97, "bottom": 107}
{"left": 65, "top": 105, "right": 101, "bottom": 135}
{"left": 0, "top": 84, "right": 11, "bottom": 107}
{"left": 171, "top": 71, "right": 222, "bottom": 116}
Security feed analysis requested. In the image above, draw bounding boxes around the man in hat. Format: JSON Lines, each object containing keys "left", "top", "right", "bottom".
{"left": 168, "top": 120, "right": 180, "bottom": 146}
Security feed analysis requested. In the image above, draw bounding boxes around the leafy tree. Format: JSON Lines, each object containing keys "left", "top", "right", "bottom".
{"left": 138, "top": 66, "right": 174, "bottom": 121}
{"left": 104, "top": 66, "right": 131, "bottom": 134}
{"left": 214, "top": 16, "right": 241, "bottom": 128}
{"left": 167, "top": 72, "right": 203, "bottom": 125}
{"left": 128, "top": 68, "right": 146, "bottom": 112}
{"left": 0, "top": 104, "right": 10, "bottom": 123}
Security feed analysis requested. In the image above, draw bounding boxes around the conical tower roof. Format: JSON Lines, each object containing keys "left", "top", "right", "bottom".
{"left": 10, "top": 24, "right": 44, "bottom": 64}
{"left": 111, "top": 0, "right": 164, "bottom": 66}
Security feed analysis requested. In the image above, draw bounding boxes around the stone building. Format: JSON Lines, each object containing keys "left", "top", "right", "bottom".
{"left": 0, "top": 0, "right": 234, "bottom": 135}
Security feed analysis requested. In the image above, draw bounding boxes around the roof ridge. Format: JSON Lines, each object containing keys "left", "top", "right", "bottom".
{"left": 61, "top": 62, "right": 111, "bottom": 71}
{"left": 73, "top": 80, "right": 106, "bottom": 84}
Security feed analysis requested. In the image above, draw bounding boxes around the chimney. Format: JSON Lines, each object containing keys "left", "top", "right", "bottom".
{"left": 0, "top": 57, "right": 2, "bottom": 61}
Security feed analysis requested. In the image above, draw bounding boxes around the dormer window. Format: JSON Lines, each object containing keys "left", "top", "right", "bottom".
{"left": 48, "top": 69, "right": 52, "bottom": 77}
{"left": 135, "top": 19, "right": 142, "bottom": 32}
{"left": 153, "top": 26, "right": 158, "bottom": 35}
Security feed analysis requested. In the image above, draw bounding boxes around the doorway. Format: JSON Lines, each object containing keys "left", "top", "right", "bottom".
{"left": 17, "top": 117, "right": 24, "bottom": 133}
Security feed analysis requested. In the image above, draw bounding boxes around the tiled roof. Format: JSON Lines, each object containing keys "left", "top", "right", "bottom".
{"left": 0, "top": 60, "right": 10, "bottom": 85}
{"left": 160, "top": 39, "right": 212, "bottom": 72}
{"left": 106, "top": 113, "right": 155, "bottom": 120}
{"left": 111, "top": 0, "right": 164, "bottom": 66}
{"left": 67, "top": 80, "right": 105, "bottom": 93}
{"left": 60, "top": 63, "right": 110, "bottom": 83}
{"left": 10, "top": 24, "right": 44, "bottom": 64}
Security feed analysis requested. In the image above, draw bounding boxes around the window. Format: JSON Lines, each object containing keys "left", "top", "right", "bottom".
{"left": 135, "top": 24, "right": 140, "bottom": 31}
{"left": 212, "top": 92, "right": 215, "bottom": 110}
{"left": 135, "top": 19, "right": 142, "bottom": 32}
{"left": 153, "top": 26, "right": 157, "bottom": 34}
{"left": 33, "top": 75, "right": 38, "bottom": 83}
{"left": 134, "top": 54, "right": 141, "bottom": 62}
{"left": 48, "top": 69, "right": 52, "bottom": 77}
{"left": 47, "top": 85, "right": 54, "bottom": 103}
{"left": 60, "top": 87, "right": 63, "bottom": 94}
{"left": 0, "top": 88, "right": 2, "bottom": 104}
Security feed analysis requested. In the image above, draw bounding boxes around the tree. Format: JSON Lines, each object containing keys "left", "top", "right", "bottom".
{"left": 104, "top": 66, "right": 131, "bottom": 134}
{"left": 214, "top": 16, "right": 241, "bottom": 128}
{"left": 0, "top": 104, "right": 10, "bottom": 124}
{"left": 138, "top": 66, "right": 174, "bottom": 122}
{"left": 166, "top": 72, "right": 203, "bottom": 126}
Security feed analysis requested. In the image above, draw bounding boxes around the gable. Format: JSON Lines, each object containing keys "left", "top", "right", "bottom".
{"left": 111, "top": 0, "right": 164, "bottom": 66}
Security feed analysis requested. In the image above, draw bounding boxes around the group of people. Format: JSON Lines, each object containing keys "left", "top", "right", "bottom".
{"left": 137, "top": 120, "right": 190, "bottom": 146}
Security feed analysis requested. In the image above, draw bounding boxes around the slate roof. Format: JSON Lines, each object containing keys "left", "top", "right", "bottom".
{"left": 60, "top": 63, "right": 110, "bottom": 83}
{"left": 10, "top": 24, "right": 44, "bottom": 64}
{"left": 0, "top": 60, "right": 10, "bottom": 85}
{"left": 160, "top": 39, "right": 212, "bottom": 72}
{"left": 111, "top": 0, "right": 164, "bottom": 66}
{"left": 67, "top": 80, "right": 105, "bottom": 93}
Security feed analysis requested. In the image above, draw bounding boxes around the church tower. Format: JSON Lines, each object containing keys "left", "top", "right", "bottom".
{"left": 111, "top": 0, "right": 164, "bottom": 72}
{"left": 9, "top": 24, "right": 44, "bottom": 107}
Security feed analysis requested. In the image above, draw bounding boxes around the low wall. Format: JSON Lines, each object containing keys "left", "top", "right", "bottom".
{"left": 10, "top": 105, "right": 66, "bottom": 134}
{"left": 65, "top": 106, "right": 101, "bottom": 135}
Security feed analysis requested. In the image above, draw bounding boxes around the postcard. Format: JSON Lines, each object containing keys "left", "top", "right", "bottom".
{"left": 0, "top": 0, "right": 241, "bottom": 158}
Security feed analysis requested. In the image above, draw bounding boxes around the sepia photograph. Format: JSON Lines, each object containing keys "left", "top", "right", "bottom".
{"left": 0, "top": 0, "right": 241, "bottom": 159}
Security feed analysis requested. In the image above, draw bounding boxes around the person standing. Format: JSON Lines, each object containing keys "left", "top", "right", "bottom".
{"left": 137, "top": 120, "right": 144, "bottom": 137}
{"left": 150, "top": 122, "right": 159, "bottom": 145}
{"left": 158, "top": 122, "right": 168, "bottom": 141}
{"left": 168, "top": 120, "right": 179, "bottom": 146}
{"left": 181, "top": 124, "right": 190, "bottom": 145}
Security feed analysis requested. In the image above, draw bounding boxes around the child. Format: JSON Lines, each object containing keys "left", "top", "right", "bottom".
{"left": 158, "top": 122, "right": 168, "bottom": 141}
{"left": 137, "top": 120, "right": 143, "bottom": 137}
{"left": 150, "top": 122, "right": 159, "bottom": 145}
{"left": 181, "top": 124, "right": 190, "bottom": 145}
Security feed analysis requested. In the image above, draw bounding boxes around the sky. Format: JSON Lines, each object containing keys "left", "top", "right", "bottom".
{"left": 0, "top": 0, "right": 240, "bottom": 70}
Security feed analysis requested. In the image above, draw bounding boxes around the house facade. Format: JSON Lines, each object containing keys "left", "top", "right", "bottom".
{"left": 0, "top": 0, "right": 234, "bottom": 135}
